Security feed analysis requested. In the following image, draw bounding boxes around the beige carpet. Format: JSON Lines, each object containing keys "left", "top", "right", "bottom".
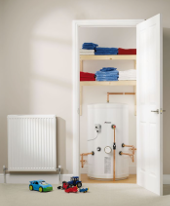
{"left": 1, "top": 183, "right": 170, "bottom": 206}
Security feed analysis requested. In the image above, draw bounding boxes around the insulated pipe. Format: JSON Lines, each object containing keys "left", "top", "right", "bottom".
{"left": 80, "top": 152, "right": 95, "bottom": 168}
{"left": 111, "top": 124, "right": 116, "bottom": 181}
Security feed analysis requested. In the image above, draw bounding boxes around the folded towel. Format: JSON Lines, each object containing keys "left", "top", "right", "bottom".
{"left": 80, "top": 77, "right": 95, "bottom": 81}
{"left": 96, "top": 77, "right": 118, "bottom": 81}
{"left": 95, "top": 47, "right": 118, "bottom": 55}
{"left": 82, "top": 43, "right": 98, "bottom": 50}
{"left": 80, "top": 49, "right": 94, "bottom": 53}
{"left": 80, "top": 71, "right": 95, "bottom": 78}
{"left": 118, "top": 48, "right": 136, "bottom": 55}
{"left": 80, "top": 53, "right": 94, "bottom": 55}
{"left": 119, "top": 78, "right": 136, "bottom": 80}
{"left": 119, "top": 69, "right": 136, "bottom": 80}
{"left": 100, "top": 67, "right": 117, "bottom": 72}
{"left": 96, "top": 71, "right": 119, "bottom": 76}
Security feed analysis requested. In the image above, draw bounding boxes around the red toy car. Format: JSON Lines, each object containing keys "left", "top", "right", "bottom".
{"left": 65, "top": 186, "right": 78, "bottom": 193}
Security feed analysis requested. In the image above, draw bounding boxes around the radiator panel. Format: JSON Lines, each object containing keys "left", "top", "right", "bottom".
{"left": 8, "top": 115, "right": 57, "bottom": 171}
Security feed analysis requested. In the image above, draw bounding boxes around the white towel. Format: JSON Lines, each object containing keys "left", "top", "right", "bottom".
{"left": 119, "top": 69, "right": 136, "bottom": 80}
{"left": 80, "top": 49, "right": 95, "bottom": 55}
{"left": 80, "top": 49, "right": 94, "bottom": 53}
{"left": 80, "top": 53, "right": 94, "bottom": 55}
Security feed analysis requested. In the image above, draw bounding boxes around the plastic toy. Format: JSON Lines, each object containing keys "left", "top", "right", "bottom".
{"left": 67, "top": 176, "right": 82, "bottom": 188}
{"left": 79, "top": 188, "right": 89, "bottom": 193}
{"left": 29, "top": 180, "right": 53, "bottom": 192}
{"left": 65, "top": 186, "right": 78, "bottom": 193}
{"left": 62, "top": 181, "right": 69, "bottom": 189}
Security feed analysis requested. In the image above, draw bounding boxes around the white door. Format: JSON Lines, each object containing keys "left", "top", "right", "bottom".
{"left": 137, "top": 14, "right": 163, "bottom": 195}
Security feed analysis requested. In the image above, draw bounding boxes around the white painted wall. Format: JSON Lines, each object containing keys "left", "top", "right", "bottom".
{"left": 79, "top": 27, "right": 136, "bottom": 174}
{"left": 0, "top": 0, "right": 170, "bottom": 176}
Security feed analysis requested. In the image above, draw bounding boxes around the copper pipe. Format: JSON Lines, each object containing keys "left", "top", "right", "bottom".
{"left": 121, "top": 144, "right": 137, "bottom": 162}
{"left": 80, "top": 152, "right": 93, "bottom": 168}
{"left": 129, "top": 148, "right": 137, "bottom": 150}
{"left": 107, "top": 92, "right": 135, "bottom": 103}
{"left": 123, "top": 144, "right": 134, "bottom": 147}
{"left": 112, "top": 125, "right": 116, "bottom": 181}
{"left": 120, "top": 152, "right": 133, "bottom": 156}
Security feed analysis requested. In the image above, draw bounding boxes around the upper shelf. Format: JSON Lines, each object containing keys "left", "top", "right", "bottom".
{"left": 80, "top": 55, "right": 136, "bottom": 61}
{"left": 80, "top": 81, "right": 136, "bottom": 86}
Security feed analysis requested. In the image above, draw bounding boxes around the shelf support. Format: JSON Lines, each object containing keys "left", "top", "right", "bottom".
{"left": 80, "top": 60, "right": 83, "bottom": 72}
{"left": 80, "top": 86, "right": 83, "bottom": 116}
{"left": 134, "top": 85, "right": 137, "bottom": 116}
{"left": 134, "top": 60, "right": 136, "bottom": 69}
{"left": 80, "top": 60, "right": 83, "bottom": 116}
{"left": 134, "top": 59, "right": 136, "bottom": 115}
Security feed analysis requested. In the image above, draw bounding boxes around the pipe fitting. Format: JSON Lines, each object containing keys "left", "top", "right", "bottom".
{"left": 80, "top": 151, "right": 95, "bottom": 168}
{"left": 111, "top": 124, "right": 116, "bottom": 129}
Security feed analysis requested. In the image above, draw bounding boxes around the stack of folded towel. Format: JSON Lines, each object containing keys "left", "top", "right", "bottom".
{"left": 80, "top": 71, "right": 95, "bottom": 81}
{"left": 82, "top": 42, "right": 98, "bottom": 50}
{"left": 118, "top": 48, "right": 136, "bottom": 55}
{"left": 95, "top": 47, "right": 118, "bottom": 55}
{"left": 95, "top": 67, "right": 119, "bottom": 81}
{"left": 80, "top": 42, "right": 98, "bottom": 55}
{"left": 80, "top": 49, "right": 94, "bottom": 55}
{"left": 119, "top": 69, "right": 136, "bottom": 80}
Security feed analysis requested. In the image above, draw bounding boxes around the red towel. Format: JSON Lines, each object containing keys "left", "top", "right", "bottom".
{"left": 118, "top": 48, "right": 136, "bottom": 55}
{"left": 80, "top": 77, "right": 95, "bottom": 81}
{"left": 80, "top": 71, "right": 95, "bottom": 78}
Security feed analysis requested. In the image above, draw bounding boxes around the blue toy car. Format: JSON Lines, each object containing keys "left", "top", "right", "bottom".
{"left": 29, "top": 180, "right": 53, "bottom": 192}
{"left": 67, "top": 176, "right": 82, "bottom": 188}
{"left": 79, "top": 188, "right": 89, "bottom": 193}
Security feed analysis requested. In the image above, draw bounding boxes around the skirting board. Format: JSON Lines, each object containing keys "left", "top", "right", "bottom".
{"left": 163, "top": 175, "right": 170, "bottom": 184}
{"left": 0, "top": 174, "right": 169, "bottom": 184}
{"left": 0, "top": 173, "right": 73, "bottom": 184}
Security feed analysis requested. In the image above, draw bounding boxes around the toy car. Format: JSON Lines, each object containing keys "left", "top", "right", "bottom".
{"left": 67, "top": 176, "right": 82, "bottom": 188}
{"left": 65, "top": 186, "right": 78, "bottom": 193}
{"left": 79, "top": 188, "right": 89, "bottom": 193}
{"left": 29, "top": 180, "right": 53, "bottom": 192}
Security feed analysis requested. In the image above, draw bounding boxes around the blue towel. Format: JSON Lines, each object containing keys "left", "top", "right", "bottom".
{"left": 95, "top": 71, "right": 119, "bottom": 77}
{"left": 95, "top": 47, "right": 118, "bottom": 55}
{"left": 95, "top": 67, "right": 119, "bottom": 81}
{"left": 96, "top": 77, "right": 119, "bottom": 81}
{"left": 82, "top": 43, "right": 98, "bottom": 50}
{"left": 96, "top": 74, "right": 119, "bottom": 78}
{"left": 100, "top": 67, "right": 117, "bottom": 72}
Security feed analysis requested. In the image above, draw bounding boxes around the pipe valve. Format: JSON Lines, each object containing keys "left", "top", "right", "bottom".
{"left": 111, "top": 124, "right": 116, "bottom": 129}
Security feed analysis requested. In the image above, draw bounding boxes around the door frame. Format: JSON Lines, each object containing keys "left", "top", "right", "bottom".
{"left": 72, "top": 19, "right": 144, "bottom": 176}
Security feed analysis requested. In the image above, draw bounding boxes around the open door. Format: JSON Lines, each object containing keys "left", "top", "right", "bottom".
{"left": 137, "top": 14, "right": 163, "bottom": 195}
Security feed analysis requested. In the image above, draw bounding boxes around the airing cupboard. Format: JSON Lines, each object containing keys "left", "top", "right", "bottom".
{"left": 76, "top": 14, "right": 163, "bottom": 195}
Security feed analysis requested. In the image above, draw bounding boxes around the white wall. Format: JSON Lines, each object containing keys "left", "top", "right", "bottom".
{"left": 79, "top": 27, "right": 136, "bottom": 174}
{"left": 0, "top": 0, "right": 170, "bottom": 175}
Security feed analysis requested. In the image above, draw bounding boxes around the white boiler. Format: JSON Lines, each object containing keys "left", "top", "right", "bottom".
{"left": 87, "top": 103, "right": 129, "bottom": 180}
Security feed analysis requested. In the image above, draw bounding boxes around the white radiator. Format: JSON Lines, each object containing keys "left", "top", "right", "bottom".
{"left": 7, "top": 115, "right": 57, "bottom": 171}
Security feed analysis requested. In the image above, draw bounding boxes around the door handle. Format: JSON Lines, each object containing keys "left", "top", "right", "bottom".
{"left": 151, "top": 109, "right": 159, "bottom": 114}
{"left": 160, "top": 109, "right": 166, "bottom": 114}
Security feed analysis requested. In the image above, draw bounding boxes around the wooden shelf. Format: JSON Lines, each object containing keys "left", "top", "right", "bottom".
{"left": 80, "top": 81, "right": 136, "bottom": 86}
{"left": 80, "top": 55, "right": 136, "bottom": 61}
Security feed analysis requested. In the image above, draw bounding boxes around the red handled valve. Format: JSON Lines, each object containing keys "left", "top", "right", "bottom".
{"left": 111, "top": 124, "right": 116, "bottom": 129}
